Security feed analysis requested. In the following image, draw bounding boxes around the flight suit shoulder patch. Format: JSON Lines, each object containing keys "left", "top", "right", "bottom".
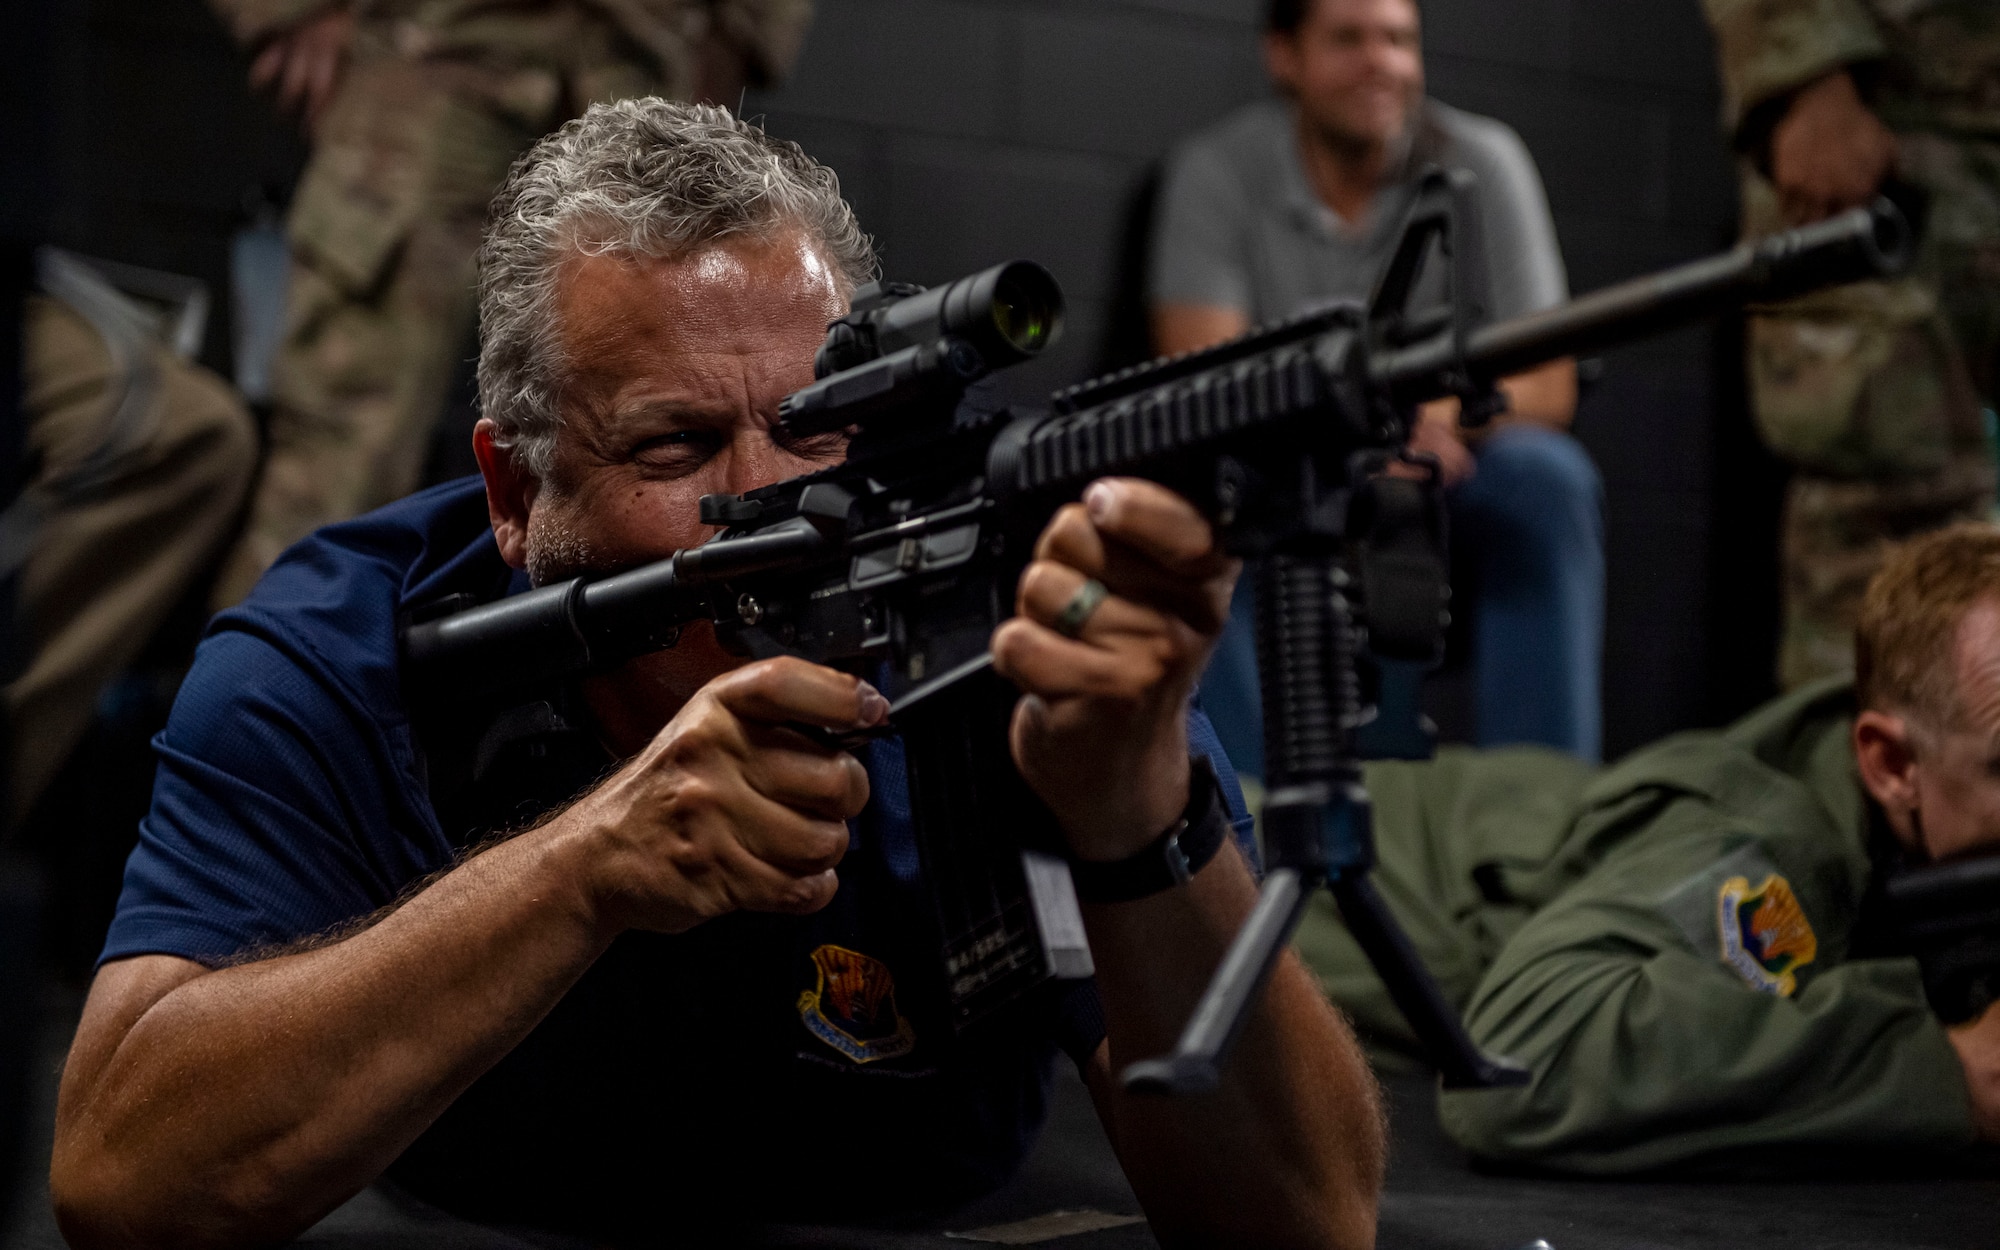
{"left": 1659, "top": 843, "right": 1819, "bottom": 996}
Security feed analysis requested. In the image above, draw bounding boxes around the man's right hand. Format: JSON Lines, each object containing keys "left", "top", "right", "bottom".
{"left": 568, "top": 656, "right": 882, "bottom": 936}
{"left": 1949, "top": 999, "right": 2000, "bottom": 1142}
{"left": 52, "top": 655, "right": 882, "bottom": 1249}
{"left": 1769, "top": 69, "right": 1897, "bottom": 226}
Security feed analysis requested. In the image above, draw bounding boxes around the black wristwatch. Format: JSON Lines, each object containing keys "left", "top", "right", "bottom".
{"left": 1068, "top": 757, "right": 1233, "bottom": 904}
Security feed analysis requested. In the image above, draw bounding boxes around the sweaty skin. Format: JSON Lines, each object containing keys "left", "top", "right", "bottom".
{"left": 1150, "top": 0, "right": 1575, "bottom": 483}
{"left": 53, "top": 230, "right": 1383, "bottom": 1250}
{"left": 1852, "top": 598, "right": 2000, "bottom": 1141}
{"left": 492, "top": 233, "right": 858, "bottom": 752}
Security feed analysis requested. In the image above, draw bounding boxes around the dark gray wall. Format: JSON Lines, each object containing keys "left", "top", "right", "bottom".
{"left": 24, "top": 0, "right": 1777, "bottom": 756}
{"left": 747, "top": 0, "right": 1771, "bottom": 756}
{"left": 32, "top": 0, "right": 303, "bottom": 374}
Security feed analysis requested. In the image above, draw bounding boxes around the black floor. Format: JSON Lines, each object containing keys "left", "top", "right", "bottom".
{"left": 7, "top": 991, "right": 1998, "bottom": 1250}
{"left": 1370, "top": 1074, "right": 2000, "bottom": 1250}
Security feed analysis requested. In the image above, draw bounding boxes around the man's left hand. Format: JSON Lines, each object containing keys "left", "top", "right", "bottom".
{"left": 992, "top": 478, "right": 1238, "bottom": 861}
{"left": 1410, "top": 401, "right": 1478, "bottom": 487}
{"left": 694, "top": 33, "right": 750, "bottom": 108}
{"left": 249, "top": 5, "right": 354, "bottom": 136}
{"left": 1770, "top": 69, "right": 1897, "bottom": 226}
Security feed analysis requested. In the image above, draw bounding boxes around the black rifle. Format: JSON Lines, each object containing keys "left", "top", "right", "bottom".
{"left": 1887, "top": 855, "right": 2000, "bottom": 1026}
{"left": 403, "top": 173, "right": 1910, "bottom": 1093}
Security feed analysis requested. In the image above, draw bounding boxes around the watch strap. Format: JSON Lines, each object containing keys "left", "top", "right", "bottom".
{"left": 1069, "top": 757, "right": 1232, "bottom": 904}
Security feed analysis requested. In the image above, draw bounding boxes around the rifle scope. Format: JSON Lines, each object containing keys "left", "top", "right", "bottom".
{"left": 815, "top": 260, "right": 1063, "bottom": 377}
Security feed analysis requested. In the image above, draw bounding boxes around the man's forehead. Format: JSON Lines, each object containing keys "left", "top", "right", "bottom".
{"left": 1950, "top": 599, "right": 2000, "bottom": 736}
{"left": 554, "top": 230, "right": 846, "bottom": 353}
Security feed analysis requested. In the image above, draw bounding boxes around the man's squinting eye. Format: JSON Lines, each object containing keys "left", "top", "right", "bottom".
{"left": 774, "top": 426, "right": 853, "bottom": 462}
{"left": 631, "top": 429, "right": 724, "bottom": 469}
{"left": 628, "top": 425, "right": 848, "bottom": 472}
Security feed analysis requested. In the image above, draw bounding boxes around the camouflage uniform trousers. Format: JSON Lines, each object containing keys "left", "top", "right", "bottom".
{"left": 8, "top": 296, "right": 257, "bottom": 830}
{"left": 209, "top": 48, "right": 582, "bottom": 606}
{"left": 1744, "top": 132, "right": 2000, "bottom": 688}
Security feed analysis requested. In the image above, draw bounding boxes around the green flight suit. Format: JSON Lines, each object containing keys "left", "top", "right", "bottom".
{"left": 205, "top": 0, "right": 814, "bottom": 605}
{"left": 1294, "top": 680, "right": 1977, "bottom": 1172}
{"left": 1700, "top": 0, "right": 2000, "bottom": 689}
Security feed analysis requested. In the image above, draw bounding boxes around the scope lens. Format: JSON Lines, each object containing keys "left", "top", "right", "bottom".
{"left": 989, "top": 268, "right": 1059, "bottom": 354}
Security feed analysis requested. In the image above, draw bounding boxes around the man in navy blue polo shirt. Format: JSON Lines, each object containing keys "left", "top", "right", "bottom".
{"left": 48, "top": 100, "right": 1385, "bottom": 1248}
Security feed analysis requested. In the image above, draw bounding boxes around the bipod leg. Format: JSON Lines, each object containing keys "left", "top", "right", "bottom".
{"left": 1121, "top": 546, "right": 1525, "bottom": 1094}
{"left": 1330, "top": 873, "right": 1527, "bottom": 1088}
{"left": 1121, "top": 550, "right": 1345, "bottom": 1094}
{"left": 1120, "top": 866, "right": 1317, "bottom": 1095}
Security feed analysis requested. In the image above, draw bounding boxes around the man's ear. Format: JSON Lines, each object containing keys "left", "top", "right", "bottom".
{"left": 1263, "top": 31, "right": 1301, "bottom": 96}
{"left": 1854, "top": 708, "right": 1922, "bottom": 847}
{"left": 474, "top": 418, "right": 538, "bottom": 571}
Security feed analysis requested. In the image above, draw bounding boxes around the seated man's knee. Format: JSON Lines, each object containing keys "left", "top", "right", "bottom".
{"left": 1474, "top": 425, "right": 1601, "bottom": 506}
{"left": 1460, "top": 425, "right": 1603, "bottom": 553}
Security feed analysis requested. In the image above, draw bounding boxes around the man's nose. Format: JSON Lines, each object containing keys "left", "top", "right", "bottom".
{"left": 1365, "top": 32, "right": 1411, "bottom": 72}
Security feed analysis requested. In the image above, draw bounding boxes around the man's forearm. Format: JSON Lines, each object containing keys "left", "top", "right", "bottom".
{"left": 1151, "top": 303, "right": 1251, "bottom": 358}
{"left": 1495, "top": 357, "right": 1577, "bottom": 430}
{"left": 1082, "top": 843, "right": 1383, "bottom": 1250}
{"left": 54, "top": 655, "right": 878, "bottom": 1249}
{"left": 53, "top": 820, "right": 612, "bottom": 1250}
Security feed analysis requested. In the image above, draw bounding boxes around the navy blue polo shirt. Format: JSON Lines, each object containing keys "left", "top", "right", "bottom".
{"left": 104, "top": 476, "right": 1250, "bottom": 1237}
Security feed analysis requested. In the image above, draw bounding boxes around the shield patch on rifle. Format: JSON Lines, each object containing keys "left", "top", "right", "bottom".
{"left": 1717, "top": 873, "right": 1818, "bottom": 996}
{"left": 798, "top": 944, "right": 917, "bottom": 1064}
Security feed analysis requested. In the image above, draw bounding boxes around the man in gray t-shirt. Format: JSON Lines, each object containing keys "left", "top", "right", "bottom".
{"left": 1153, "top": 96, "right": 1566, "bottom": 333}
{"left": 1152, "top": 0, "right": 1604, "bottom": 768}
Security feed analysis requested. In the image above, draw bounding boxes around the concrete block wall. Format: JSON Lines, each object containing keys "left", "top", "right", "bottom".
{"left": 25, "top": 0, "right": 1769, "bottom": 755}
{"left": 34, "top": 0, "right": 303, "bottom": 374}
{"left": 749, "top": 0, "right": 1764, "bottom": 756}
{"left": 748, "top": 0, "right": 1271, "bottom": 402}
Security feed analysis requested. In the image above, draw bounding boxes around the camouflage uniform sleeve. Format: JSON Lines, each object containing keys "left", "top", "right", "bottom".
{"left": 711, "top": 0, "right": 814, "bottom": 85}
{"left": 1436, "top": 797, "right": 1976, "bottom": 1172}
{"left": 1699, "top": 0, "right": 1887, "bottom": 137}
{"left": 206, "top": 0, "right": 340, "bottom": 46}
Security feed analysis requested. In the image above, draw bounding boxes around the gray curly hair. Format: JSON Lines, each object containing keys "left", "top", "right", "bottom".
{"left": 477, "top": 99, "right": 878, "bottom": 480}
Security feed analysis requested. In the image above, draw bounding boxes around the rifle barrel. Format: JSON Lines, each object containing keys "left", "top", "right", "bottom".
{"left": 1372, "top": 200, "right": 1910, "bottom": 402}
{"left": 400, "top": 519, "right": 832, "bottom": 698}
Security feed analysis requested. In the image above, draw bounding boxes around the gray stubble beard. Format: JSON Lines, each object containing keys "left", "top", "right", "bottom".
{"left": 524, "top": 498, "right": 604, "bottom": 588}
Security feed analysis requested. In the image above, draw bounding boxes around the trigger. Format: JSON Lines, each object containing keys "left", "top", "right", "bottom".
{"left": 735, "top": 625, "right": 807, "bottom": 662}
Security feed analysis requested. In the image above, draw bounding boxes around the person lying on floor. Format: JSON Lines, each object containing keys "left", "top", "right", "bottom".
{"left": 1299, "top": 521, "right": 2000, "bottom": 1171}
